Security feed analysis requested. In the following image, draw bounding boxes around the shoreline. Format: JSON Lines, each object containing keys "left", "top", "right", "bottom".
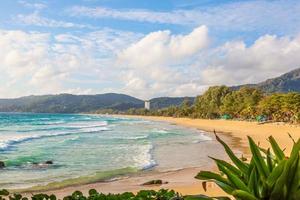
{"left": 122, "top": 115, "right": 299, "bottom": 154}
{"left": 21, "top": 115, "right": 300, "bottom": 197}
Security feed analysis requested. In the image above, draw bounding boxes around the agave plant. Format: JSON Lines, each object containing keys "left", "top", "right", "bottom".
{"left": 194, "top": 132, "right": 300, "bottom": 200}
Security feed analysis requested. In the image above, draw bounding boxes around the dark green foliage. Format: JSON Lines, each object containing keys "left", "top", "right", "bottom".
{"left": 126, "top": 85, "right": 300, "bottom": 124}
{"left": 194, "top": 86, "right": 231, "bottom": 119}
{"left": 184, "top": 195, "right": 230, "bottom": 200}
{"left": 195, "top": 134, "right": 300, "bottom": 200}
{"left": 0, "top": 189, "right": 9, "bottom": 196}
{"left": 258, "top": 92, "right": 300, "bottom": 123}
{"left": 220, "top": 87, "right": 263, "bottom": 119}
{"left": 0, "top": 189, "right": 181, "bottom": 200}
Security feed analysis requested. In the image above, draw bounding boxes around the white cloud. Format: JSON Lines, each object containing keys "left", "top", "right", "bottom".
{"left": 116, "top": 28, "right": 300, "bottom": 98}
{"left": 0, "top": 28, "right": 141, "bottom": 98}
{"left": 68, "top": 1, "right": 300, "bottom": 34}
{"left": 18, "top": 0, "right": 47, "bottom": 10}
{"left": 0, "top": 29, "right": 81, "bottom": 97}
{"left": 68, "top": 6, "right": 196, "bottom": 25}
{"left": 118, "top": 26, "right": 208, "bottom": 67}
{"left": 14, "top": 12, "right": 95, "bottom": 29}
{"left": 172, "top": 83, "right": 208, "bottom": 97}
{"left": 117, "top": 25, "right": 209, "bottom": 98}
{"left": 0, "top": 30, "right": 49, "bottom": 78}
{"left": 1, "top": 25, "right": 300, "bottom": 99}
{"left": 199, "top": 34, "right": 300, "bottom": 85}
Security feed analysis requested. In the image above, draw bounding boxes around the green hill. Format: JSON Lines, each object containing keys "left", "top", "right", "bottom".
{"left": 233, "top": 68, "right": 300, "bottom": 93}
{"left": 0, "top": 93, "right": 144, "bottom": 113}
{"left": 0, "top": 94, "right": 194, "bottom": 113}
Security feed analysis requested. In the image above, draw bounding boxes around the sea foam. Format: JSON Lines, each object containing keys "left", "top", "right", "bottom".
{"left": 0, "top": 123, "right": 109, "bottom": 151}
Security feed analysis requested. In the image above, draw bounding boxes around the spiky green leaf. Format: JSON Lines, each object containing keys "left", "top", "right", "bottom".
{"left": 215, "top": 133, "right": 249, "bottom": 174}
{"left": 269, "top": 136, "right": 285, "bottom": 161}
{"left": 248, "top": 136, "right": 269, "bottom": 179}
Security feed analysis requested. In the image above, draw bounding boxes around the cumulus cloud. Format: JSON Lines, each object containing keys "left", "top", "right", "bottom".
{"left": 1, "top": 25, "right": 300, "bottom": 99}
{"left": 0, "top": 29, "right": 80, "bottom": 97}
{"left": 115, "top": 28, "right": 300, "bottom": 98}
{"left": 118, "top": 26, "right": 208, "bottom": 67}
{"left": 117, "top": 25, "right": 209, "bottom": 98}
{"left": 0, "top": 30, "right": 49, "bottom": 78}
{"left": 200, "top": 34, "right": 300, "bottom": 86}
{"left": 0, "top": 28, "right": 141, "bottom": 98}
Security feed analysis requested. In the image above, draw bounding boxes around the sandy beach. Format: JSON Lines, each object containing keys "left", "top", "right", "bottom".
{"left": 24, "top": 116, "right": 300, "bottom": 198}
{"left": 135, "top": 116, "right": 300, "bottom": 154}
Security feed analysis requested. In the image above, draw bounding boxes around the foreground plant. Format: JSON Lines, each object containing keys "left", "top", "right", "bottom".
{"left": 195, "top": 132, "right": 300, "bottom": 200}
{"left": 0, "top": 189, "right": 182, "bottom": 200}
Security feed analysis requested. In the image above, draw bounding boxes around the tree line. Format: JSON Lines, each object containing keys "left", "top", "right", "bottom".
{"left": 124, "top": 86, "right": 300, "bottom": 123}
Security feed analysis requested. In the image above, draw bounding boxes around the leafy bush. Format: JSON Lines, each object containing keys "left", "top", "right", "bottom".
{"left": 0, "top": 189, "right": 182, "bottom": 200}
{"left": 125, "top": 86, "right": 300, "bottom": 124}
{"left": 195, "top": 132, "right": 300, "bottom": 200}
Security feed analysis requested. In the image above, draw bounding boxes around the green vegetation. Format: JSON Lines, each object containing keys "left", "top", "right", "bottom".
{"left": 220, "top": 87, "right": 263, "bottom": 119}
{"left": 127, "top": 86, "right": 300, "bottom": 123}
{"left": 195, "top": 133, "right": 300, "bottom": 200}
{"left": 194, "top": 86, "right": 231, "bottom": 119}
{"left": 0, "top": 93, "right": 144, "bottom": 113}
{"left": 258, "top": 93, "right": 300, "bottom": 123}
{"left": 0, "top": 94, "right": 193, "bottom": 114}
{"left": 0, "top": 189, "right": 182, "bottom": 200}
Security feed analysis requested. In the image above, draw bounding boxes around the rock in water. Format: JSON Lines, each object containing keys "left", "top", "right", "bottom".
{"left": 0, "top": 161, "right": 5, "bottom": 168}
{"left": 142, "top": 180, "right": 163, "bottom": 185}
{"left": 45, "top": 160, "right": 53, "bottom": 165}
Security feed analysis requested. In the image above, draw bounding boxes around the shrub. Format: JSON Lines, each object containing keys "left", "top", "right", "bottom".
{"left": 0, "top": 189, "right": 182, "bottom": 200}
{"left": 195, "top": 132, "right": 300, "bottom": 200}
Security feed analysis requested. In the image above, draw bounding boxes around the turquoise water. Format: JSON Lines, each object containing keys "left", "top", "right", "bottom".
{"left": 0, "top": 113, "right": 215, "bottom": 190}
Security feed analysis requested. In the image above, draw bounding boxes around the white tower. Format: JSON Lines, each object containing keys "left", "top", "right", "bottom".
{"left": 144, "top": 100, "right": 150, "bottom": 110}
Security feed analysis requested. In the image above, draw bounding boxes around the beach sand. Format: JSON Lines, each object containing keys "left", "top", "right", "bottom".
{"left": 134, "top": 116, "right": 299, "bottom": 154}
{"left": 25, "top": 116, "right": 300, "bottom": 198}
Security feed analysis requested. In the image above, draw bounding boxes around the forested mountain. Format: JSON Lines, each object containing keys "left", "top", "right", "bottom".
{"left": 1, "top": 68, "right": 299, "bottom": 114}
{"left": 0, "top": 94, "right": 193, "bottom": 113}
{"left": 233, "top": 68, "right": 300, "bottom": 93}
{"left": 0, "top": 93, "right": 144, "bottom": 113}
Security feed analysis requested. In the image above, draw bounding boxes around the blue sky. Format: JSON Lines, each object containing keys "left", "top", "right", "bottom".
{"left": 0, "top": 0, "right": 300, "bottom": 98}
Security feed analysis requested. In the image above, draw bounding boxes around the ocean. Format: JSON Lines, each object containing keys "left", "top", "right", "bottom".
{"left": 0, "top": 113, "right": 223, "bottom": 190}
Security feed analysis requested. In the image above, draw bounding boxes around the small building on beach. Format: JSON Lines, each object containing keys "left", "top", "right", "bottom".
{"left": 144, "top": 100, "right": 150, "bottom": 110}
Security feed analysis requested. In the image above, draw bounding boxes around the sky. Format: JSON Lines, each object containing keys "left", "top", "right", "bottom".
{"left": 1, "top": 0, "right": 300, "bottom": 99}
